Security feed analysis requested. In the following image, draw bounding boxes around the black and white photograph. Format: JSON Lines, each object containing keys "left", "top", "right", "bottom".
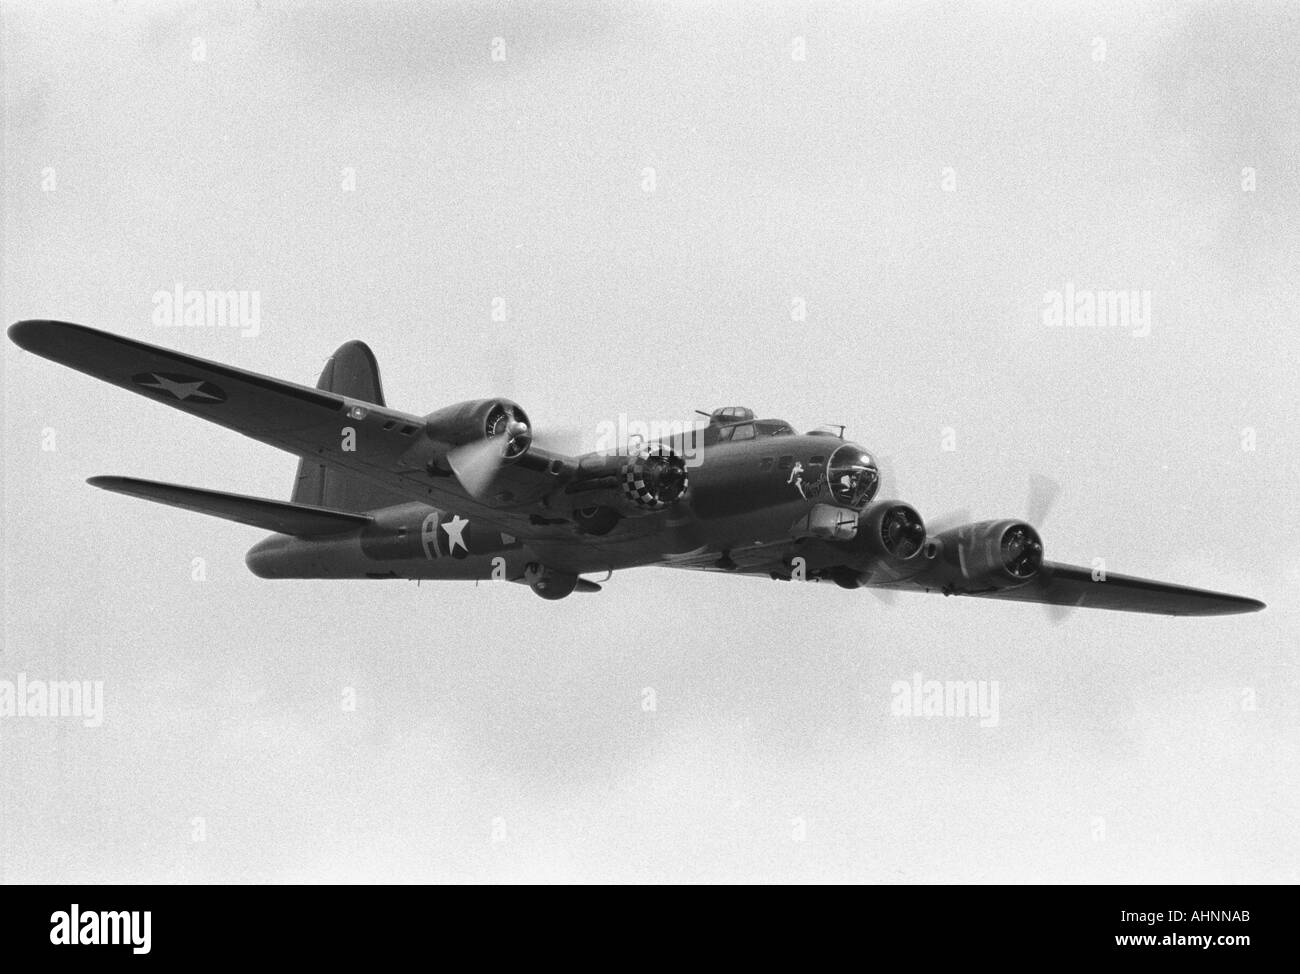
{"left": 1, "top": 0, "right": 1295, "bottom": 943}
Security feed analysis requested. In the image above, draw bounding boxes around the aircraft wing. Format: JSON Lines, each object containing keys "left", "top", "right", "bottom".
{"left": 945, "top": 561, "right": 1264, "bottom": 616}
{"left": 8, "top": 320, "right": 541, "bottom": 521}
{"left": 663, "top": 543, "right": 1263, "bottom": 616}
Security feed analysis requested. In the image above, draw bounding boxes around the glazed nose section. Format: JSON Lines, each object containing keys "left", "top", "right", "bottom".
{"left": 828, "top": 444, "right": 880, "bottom": 509}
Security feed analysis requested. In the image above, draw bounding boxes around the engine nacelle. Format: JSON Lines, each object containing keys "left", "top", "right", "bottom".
{"left": 854, "top": 500, "right": 927, "bottom": 562}
{"left": 561, "top": 444, "right": 688, "bottom": 519}
{"left": 929, "top": 519, "right": 1044, "bottom": 589}
{"left": 422, "top": 398, "right": 532, "bottom": 459}
{"left": 619, "top": 445, "right": 688, "bottom": 510}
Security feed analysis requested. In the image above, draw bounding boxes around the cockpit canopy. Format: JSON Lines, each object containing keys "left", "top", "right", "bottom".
{"left": 702, "top": 407, "right": 796, "bottom": 445}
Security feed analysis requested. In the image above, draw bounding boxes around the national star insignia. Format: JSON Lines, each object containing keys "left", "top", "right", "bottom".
{"left": 441, "top": 515, "right": 469, "bottom": 554}
{"left": 136, "top": 373, "right": 223, "bottom": 402}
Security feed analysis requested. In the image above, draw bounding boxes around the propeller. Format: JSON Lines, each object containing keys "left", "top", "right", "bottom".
{"left": 1046, "top": 602, "right": 1075, "bottom": 624}
{"left": 925, "top": 507, "right": 972, "bottom": 536}
{"left": 873, "top": 452, "right": 900, "bottom": 498}
{"left": 1016, "top": 475, "right": 1075, "bottom": 624}
{"left": 1026, "top": 474, "right": 1061, "bottom": 528}
{"left": 447, "top": 434, "right": 508, "bottom": 497}
{"left": 529, "top": 424, "right": 593, "bottom": 456}
{"left": 867, "top": 586, "right": 898, "bottom": 606}
{"left": 875, "top": 452, "right": 965, "bottom": 530}
{"left": 864, "top": 454, "right": 929, "bottom": 610}
{"left": 928, "top": 477, "right": 1058, "bottom": 551}
{"left": 446, "top": 405, "right": 534, "bottom": 497}
{"left": 492, "top": 408, "right": 533, "bottom": 459}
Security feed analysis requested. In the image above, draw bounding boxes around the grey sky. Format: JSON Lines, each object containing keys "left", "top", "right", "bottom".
{"left": 3, "top": 0, "right": 1297, "bottom": 882}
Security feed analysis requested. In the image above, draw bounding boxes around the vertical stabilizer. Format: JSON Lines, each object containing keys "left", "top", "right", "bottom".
{"left": 292, "top": 341, "right": 406, "bottom": 512}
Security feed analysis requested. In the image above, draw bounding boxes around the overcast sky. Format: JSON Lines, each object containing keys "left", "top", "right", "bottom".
{"left": 3, "top": 0, "right": 1297, "bottom": 882}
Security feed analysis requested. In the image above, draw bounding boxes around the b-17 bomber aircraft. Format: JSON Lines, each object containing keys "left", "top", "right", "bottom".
{"left": 8, "top": 320, "right": 1265, "bottom": 615}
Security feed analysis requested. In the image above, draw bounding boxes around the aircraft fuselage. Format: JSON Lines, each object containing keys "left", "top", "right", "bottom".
{"left": 246, "top": 429, "right": 878, "bottom": 585}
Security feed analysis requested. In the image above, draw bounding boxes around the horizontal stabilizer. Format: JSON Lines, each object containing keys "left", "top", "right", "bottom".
{"left": 89, "top": 476, "right": 372, "bottom": 537}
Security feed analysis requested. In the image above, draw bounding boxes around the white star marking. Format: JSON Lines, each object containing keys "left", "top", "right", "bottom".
{"left": 138, "top": 373, "right": 221, "bottom": 402}
{"left": 441, "top": 515, "right": 469, "bottom": 554}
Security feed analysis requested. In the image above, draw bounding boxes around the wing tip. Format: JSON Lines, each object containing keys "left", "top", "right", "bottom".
{"left": 1181, "top": 593, "right": 1265, "bottom": 616}
{"left": 8, "top": 319, "right": 50, "bottom": 350}
{"left": 8, "top": 319, "right": 86, "bottom": 355}
{"left": 87, "top": 475, "right": 132, "bottom": 491}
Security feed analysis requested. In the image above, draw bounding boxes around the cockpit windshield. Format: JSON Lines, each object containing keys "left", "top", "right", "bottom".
{"left": 827, "top": 443, "right": 879, "bottom": 510}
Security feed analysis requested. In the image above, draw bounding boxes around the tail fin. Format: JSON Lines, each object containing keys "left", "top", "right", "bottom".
{"left": 292, "top": 340, "right": 407, "bottom": 512}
